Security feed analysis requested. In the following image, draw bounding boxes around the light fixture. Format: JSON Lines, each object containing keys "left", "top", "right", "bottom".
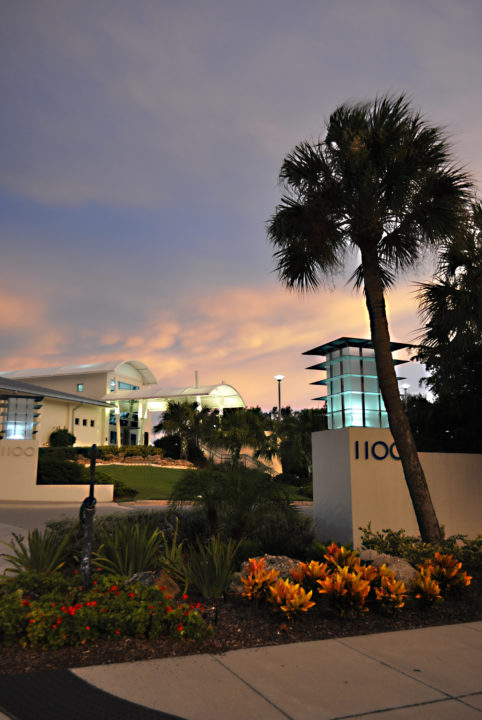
{"left": 274, "top": 375, "right": 284, "bottom": 421}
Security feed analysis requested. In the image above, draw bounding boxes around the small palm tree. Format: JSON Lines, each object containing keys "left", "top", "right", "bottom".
{"left": 268, "top": 94, "right": 473, "bottom": 543}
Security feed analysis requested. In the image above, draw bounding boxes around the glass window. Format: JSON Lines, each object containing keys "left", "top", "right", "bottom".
{"left": 82, "top": 419, "right": 87, "bottom": 426}
{"left": 5, "top": 397, "right": 35, "bottom": 439}
{"left": 110, "top": 379, "right": 115, "bottom": 392}
{"left": 77, "top": 383, "right": 84, "bottom": 392}
{"left": 117, "top": 381, "right": 140, "bottom": 390}
{"left": 75, "top": 418, "right": 79, "bottom": 425}
{"left": 90, "top": 420, "right": 95, "bottom": 427}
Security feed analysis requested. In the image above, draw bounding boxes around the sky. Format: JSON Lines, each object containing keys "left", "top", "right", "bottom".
{"left": 1, "top": 0, "right": 481, "bottom": 409}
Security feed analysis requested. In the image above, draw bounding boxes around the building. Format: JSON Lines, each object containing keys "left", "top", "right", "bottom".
{"left": 0, "top": 361, "right": 245, "bottom": 447}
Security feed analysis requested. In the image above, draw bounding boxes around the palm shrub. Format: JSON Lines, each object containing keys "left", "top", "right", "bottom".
{"left": 2, "top": 528, "right": 73, "bottom": 574}
{"left": 170, "top": 463, "right": 294, "bottom": 540}
{"left": 94, "top": 522, "right": 161, "bottom": 575}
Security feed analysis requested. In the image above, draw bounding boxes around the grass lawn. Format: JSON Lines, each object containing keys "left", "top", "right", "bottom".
{"left": 99, "top": 465, "right": 186, "bottom": 500}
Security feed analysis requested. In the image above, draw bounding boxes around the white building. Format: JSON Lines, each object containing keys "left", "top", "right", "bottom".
{"left": 1, "top": 360, "right": 245, "bottom": 447}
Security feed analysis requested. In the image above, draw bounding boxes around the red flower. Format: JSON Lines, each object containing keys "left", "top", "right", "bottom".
{"left": 85, "top": 626, "right": 90, "bottom": 631}
{"left": 128, "top": 592, "right": 135, "bottom": 598}
{"left": 182, "top": 594, "right": 188, "bottom": 600}
{"left": 167, "top": 606, "right": 172, "bottom": 613}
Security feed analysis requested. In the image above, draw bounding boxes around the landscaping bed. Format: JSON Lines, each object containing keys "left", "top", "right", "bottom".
{"left": 0, "top": 567, "right": 480, "bottom": 676}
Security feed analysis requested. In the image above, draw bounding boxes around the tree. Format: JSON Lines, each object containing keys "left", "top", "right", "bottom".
{"left": 415, "top": 202, "right": 482, "bottom": 451}
{"left": 202, "top": 407, "right": 273, "bottom": 466}
{"left": 153, "top": 401, "right": 208, "bottom": 461}
{"left": 267, "top": 94, "right": 472, "bottom": 543}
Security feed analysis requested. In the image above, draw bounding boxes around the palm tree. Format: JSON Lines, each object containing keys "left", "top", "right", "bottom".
{"left": 267, "top": 94, "right": 473, "bottom": 543}
{"left": 153, "top": 401, "right": 200, "bottom": 460}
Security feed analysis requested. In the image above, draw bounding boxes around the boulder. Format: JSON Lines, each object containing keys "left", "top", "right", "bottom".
{"left": 230, "top": 554, "right": 300, "bottom": 594}
{"left": 124, "top": 570, "right": 181, "bottom": 598}
{"left": 359, "top": 549, "right": 417, "bottom": 585}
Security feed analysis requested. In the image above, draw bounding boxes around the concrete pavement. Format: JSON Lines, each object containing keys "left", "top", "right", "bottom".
{"left": 72, "top": 622, "right": 482, "bottom": 719}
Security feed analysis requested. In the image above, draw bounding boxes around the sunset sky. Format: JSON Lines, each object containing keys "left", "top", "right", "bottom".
{"left": 1, "top": 1, "right": 481, "bottom": 409}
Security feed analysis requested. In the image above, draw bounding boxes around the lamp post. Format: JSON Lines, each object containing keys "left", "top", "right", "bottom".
{"left": 274, "top": 375, "right": 284, "bottom": 421}
{"left": 401, "top": 383, "right": 410, "bottom": 408}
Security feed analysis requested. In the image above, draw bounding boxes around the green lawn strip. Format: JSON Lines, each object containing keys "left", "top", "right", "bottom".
{"left": 99, "top": 465, "right": 185, "bottom": 500}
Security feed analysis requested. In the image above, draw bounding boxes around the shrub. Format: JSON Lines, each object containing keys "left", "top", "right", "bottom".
{"left": 0, "top": 574, "right": 209, "bottom": 648}
{"left": 94, "top": 522, "right": 161, "bottom": 575}
{"left": 359, "top": 524, "right": 482, "bottom": 569}
{"left": 324, "top": 542, "right": 359, "bottom": 570}
{"left": 245, "top": 508, "right": 315, "bottom": 558}
{"left": 419, "top": 553, "right": 471, "bottom": 596}
{"left": 37, "top": 450, "right": 85, "bottom": 485}
{"left": 188, "top": 536, "right": 240, "bottom": 602}
{"left": 49, "top": 428, "right": 75, "bottom": 447}
{"left": 268, "top": 578, "right": 315, "bottom": 618}
{"left": 317, "top": 566, "right": 371, "bottom": 616}
{"left": 411, "top": 567, "right": 443, "bottom": 606}
{"left": 373, "top": 570, "right": 407, "bottom": 614}
{"left": 241, "top": 557, "right": 280, "bottom": 602}
{"left": 2, "top": 528, "right": 73, "bottom": 574}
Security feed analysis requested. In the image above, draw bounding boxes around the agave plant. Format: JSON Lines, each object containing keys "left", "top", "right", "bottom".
{"left": 1, "top": 528, "right": 73, "bottom": 574}
{"left": 94, "top": 522, "right": 161, "bottom": 576}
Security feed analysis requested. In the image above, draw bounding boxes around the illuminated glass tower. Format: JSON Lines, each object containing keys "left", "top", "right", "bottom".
{"left": 303, "top": 337, "right": 408, "bottom": 429}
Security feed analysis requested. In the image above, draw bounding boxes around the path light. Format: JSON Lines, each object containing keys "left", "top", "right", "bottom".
{"left": 274, "top": 375, "right": 284, "bottom": 421}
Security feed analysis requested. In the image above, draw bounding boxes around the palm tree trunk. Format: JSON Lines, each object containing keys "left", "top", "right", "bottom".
{"left": 361, "top": 245, "right": 442, "bottom": 543}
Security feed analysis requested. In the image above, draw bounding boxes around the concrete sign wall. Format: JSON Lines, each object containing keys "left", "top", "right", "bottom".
{"left": 0, "top": 439, "right": 113, "bottom": 502}
{"left": 313, "top": 427, "right": 482, "bottom": 547}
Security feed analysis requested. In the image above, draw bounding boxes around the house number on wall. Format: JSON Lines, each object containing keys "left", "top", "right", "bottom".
{"left": 354, "top": 440, "right": 400, "bottom": 461}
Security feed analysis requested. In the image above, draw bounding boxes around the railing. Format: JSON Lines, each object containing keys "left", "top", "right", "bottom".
{"left": 201, "top": 445, "right": 278, "bottom": 476}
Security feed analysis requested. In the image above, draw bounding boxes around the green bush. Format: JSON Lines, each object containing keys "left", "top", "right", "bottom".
{"left": 360, "top": 524, "right": 482, "bottom": 569}
{"left": 37, "top": 449, "right": 85, "bottom": 485}
{"left": 48, "top": 428, "right": 75, "bottom": 447}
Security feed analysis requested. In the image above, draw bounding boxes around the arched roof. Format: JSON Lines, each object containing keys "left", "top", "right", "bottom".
{"left": 0, "top": 360, "right": 157, "bottom": 385}
{"left": 103, "top": 382, "right": 245, "bottom": 410}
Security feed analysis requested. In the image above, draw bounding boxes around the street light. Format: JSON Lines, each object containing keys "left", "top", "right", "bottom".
{"left": 401, "top": 383, "right": 410, "bottom": 408}
{"left": 274, "top": 375, "right": 284, "bottom": 421}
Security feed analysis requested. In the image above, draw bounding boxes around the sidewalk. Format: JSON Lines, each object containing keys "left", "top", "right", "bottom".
{"left": 0, "top": 623, "right": 480, "bottom": 719}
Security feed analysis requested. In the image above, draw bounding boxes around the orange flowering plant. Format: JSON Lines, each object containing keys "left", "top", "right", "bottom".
{"left": 241, "top": 558, "right": 280, "bottom": 601}
{"left": 268, "top": 578, "right": 315, "bottom": 618}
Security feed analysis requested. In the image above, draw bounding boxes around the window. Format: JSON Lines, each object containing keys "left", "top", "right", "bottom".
{"left": 4, "top": 397, "right": 36, "bottom": 439}
{"left": 90, "top": 420, "right": 95, "bottom": 427}
{"left": 118, "top": 381, "right": 140, "bottom": 390}
{"left": 110, "top": 379, "right": 115, "bottom": 392}
{"left": 75, "top": 418, "right": 79, "bottom": 425}
{"left": 77, "top": 383, "right": 84, "bottom": 392}
{"left": 82, "top": 419, "right": 87, "bottom": 426}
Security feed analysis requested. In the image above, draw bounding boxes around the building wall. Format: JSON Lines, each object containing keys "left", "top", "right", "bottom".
{"left": 0, "top": 439, "right": 114, "bottom": 502}
{"left": 312, "top": 427, "right": 482, "bottom": 547}
{"left": 18, "top": 372, "right": 110, "bottom": 400}
{"left": 35, "top": 400, "right": 106, "bottom": 446}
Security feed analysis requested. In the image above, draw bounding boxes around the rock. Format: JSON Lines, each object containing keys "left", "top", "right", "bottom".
{"left": 359, "top": 549, "right": 417, "bottom": 585}
{"left": 124, "top": 570, "right": 181, "bottom": 598}
{"left": 230, "top": 554, "right": 300, "bottom": 593}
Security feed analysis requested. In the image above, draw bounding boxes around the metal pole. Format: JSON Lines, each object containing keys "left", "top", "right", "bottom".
{"left": 80, "top": 443, "right": 98, "bottom": 589}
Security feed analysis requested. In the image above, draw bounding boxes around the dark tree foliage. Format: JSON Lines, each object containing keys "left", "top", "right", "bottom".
{"left": 414, "top": 203, "right": 482, "bottom": 452}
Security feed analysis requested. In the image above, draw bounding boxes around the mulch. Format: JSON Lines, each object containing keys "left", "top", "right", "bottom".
{"left": 1, "top": 568, "right": 480, "bottom": 677}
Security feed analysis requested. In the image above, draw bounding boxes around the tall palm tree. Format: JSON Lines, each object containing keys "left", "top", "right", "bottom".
{"left": 267, "top": 94, "right": 473, "bottom": 543}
